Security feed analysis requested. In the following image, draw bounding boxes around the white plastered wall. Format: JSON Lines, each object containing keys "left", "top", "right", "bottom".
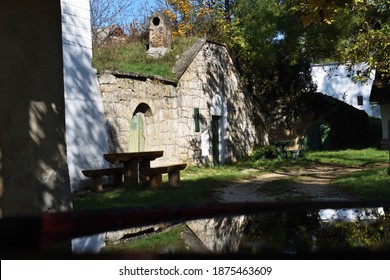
{"left": 311, "top": 63, "right": 379, "bottom": 118}
{"left": 61, "top": 0, "right": 109, "bottom": 191}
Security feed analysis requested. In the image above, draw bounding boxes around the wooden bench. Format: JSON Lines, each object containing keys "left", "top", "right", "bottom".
{"left": 288, "top": 137, "right": 305, "bottom": 159}
{"left": 82, "top": 167, "right": 124, "bottom": 192}
{"left": 140, "top": 163, "right": 187, "bottom": 188}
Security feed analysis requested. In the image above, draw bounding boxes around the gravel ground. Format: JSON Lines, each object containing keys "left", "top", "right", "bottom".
{"left": 216, "top": 164, "right": 365, "bottom": 203}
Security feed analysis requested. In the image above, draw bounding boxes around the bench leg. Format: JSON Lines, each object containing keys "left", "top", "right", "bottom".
{"left": 168, "top": 170, "right": 181, "bottom": 187}
{"left": 149, "top": 173, "right": 162, "bottom": 189}
{"left": 91, "top": 176, "right": 103, "bottom": 192}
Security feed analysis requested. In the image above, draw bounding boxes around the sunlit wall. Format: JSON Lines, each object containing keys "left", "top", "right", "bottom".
{"left": 61, "top": 0, "right": 110, "bottom": 191}
{"left": 311, "top": 63, "right": 379, "bottom": 118}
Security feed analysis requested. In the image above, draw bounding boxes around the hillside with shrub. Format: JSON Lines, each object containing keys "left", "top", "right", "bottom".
{"left": 92, "top": 37, "right": 198, "bottom": 80}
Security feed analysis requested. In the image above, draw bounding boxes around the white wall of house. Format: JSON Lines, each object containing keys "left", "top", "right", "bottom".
{"left": 61, "top": 0, "right": 107, "bottom": 254}
{"left": 311, "top": 63, "right": 379, "bottom": 118}
{"left": 61, "top": 0, "right": 109, "bottom": 191}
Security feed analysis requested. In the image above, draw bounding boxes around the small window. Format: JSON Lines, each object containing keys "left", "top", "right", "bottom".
{"left": 152, "top": 17, "right": 160, "bottom": 26}
{"left": 357, "top": 95, "right": 363, "bottom": 106}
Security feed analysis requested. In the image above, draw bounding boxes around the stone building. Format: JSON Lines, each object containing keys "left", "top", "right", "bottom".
{"left": 146, "top": 13, "right": 171, "bottom": 58}
{"left": 99, "top": 39, "right": 264, "bottom": 167}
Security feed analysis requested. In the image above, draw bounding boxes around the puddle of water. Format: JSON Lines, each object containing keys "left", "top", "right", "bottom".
{"left": 319, "top": 208, "right": 385, "bottom": 221}
{"left": 188, "top": 208, "right": 390, "bottom": 255}
{"left": 71, "top": 207, "right": 390, "bottom": 256}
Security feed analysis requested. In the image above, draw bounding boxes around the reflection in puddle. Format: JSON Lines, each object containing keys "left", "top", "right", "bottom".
{"left": 187, "top": 216, "right": 248, "bottom": 253}
{"left": 187, "top": 208, "right": 390, "bottom": 255}
{"left": 319, "top": 208, "right": 385, "bottom": 221}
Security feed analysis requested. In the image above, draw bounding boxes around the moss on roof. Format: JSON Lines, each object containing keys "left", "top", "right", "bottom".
{"left": 92, "top": 37, "right": 199, "bottom": 81}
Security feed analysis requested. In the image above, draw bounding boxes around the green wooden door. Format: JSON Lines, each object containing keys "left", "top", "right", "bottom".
{"left": 212, "top": 116, "right": 220, "bottom": 165}
{"left": 306, "top": 123, "right": 331, "bottom": 151}
{"left": 129, "top": 113, "right": 145, "bottom": 152}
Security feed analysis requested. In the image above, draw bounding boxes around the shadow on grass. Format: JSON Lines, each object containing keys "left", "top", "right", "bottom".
{"left": 304, "top": 149, "right": 388, "bottom": 167}
{"left": 333, "top": 168, "right": 390, "bottom": 201}
{"left": 72, "top": 176, "right": 226, "bottom": 211}
{"left": 73, "top": 149, "right": 390, "bottom": 210}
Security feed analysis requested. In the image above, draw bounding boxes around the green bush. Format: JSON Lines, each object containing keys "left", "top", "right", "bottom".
{"left": 251, "top": 146, "right": 275, "bottom": 160}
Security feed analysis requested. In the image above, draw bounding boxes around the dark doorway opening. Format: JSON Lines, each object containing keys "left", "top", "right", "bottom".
{"left": 212, "top": 116, "right": 221, "bottom": 165}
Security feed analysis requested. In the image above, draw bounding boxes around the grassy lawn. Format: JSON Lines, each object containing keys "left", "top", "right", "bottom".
{"left": 305, "top": 148, "right": 390, "bottom": 200}
{"left": 72, "top": 148, "right": 390, "bottom": 210}
{"left": 303, "top": 148, "right": 389, "bottom": 167}
{"left": 73, "top": 164, "right": 255, "bottom": 211}
{"left": 333, "top": 167, "right": 390, "bottom": 200}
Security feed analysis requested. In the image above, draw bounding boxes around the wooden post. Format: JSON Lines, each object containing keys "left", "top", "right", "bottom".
{"left": 123, "top": 160, "right": 139, "bottom": 188}
{"left": 149, "top": 173, "right": 162, "bottom": 189}
{"left": 168, "top": 170, "right": 180, "bottom": 187}
{"left": 91, "top": 176, "right": 103, "bottom": 192}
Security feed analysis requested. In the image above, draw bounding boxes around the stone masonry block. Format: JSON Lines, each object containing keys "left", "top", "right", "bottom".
{"left": 99, "top": 74, "right": 117, "bottom": 85}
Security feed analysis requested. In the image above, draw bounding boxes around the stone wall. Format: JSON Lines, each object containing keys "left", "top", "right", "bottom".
{"left": 177, "top": 41, "right": 262, "bottom": 163}
{"left": 99, "top": 72, "right": 180, "bottom": 165}
{"left": 98, "top": 41, "right": 264, "bottom": 166}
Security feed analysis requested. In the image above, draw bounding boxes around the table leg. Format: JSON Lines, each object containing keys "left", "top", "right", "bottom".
{"left": 123, "top": 160, "right": 139, "bottom": 188}
{"left": 139, "top": 160, "right": 151, "bottom": 184}
{"left": 276, "top": 145, "right": 282, "bottom": 159}
{"left": 282, "top": 144, "right": 287, "bottom": 159}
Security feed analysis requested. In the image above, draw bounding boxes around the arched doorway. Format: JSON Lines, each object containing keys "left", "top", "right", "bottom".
{"left": 129, "top": 113, "right": 146, "bottom": 152}
{"left": 129, "top": 103, "right": 152, "bottom": 152}
{"left": 305, "top": 122, "right": 332, "bottom": 151}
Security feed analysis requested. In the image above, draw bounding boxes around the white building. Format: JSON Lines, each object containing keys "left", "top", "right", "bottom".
{"left": 311, "top": 63, "right": 380, "bottom": 118}
{"left": 370, "top": 73, "right": 390, "bottom": 148}
{"left": 61, "top": 0, "right": 110, "bottom": 191}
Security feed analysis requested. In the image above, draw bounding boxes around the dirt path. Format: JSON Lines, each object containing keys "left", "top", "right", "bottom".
{"left": 216, "top": 164, "right": 366, "bottom": 202}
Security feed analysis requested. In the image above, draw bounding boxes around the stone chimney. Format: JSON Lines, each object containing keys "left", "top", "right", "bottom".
{"left": 146, "top": 13, "right": 171, "bottom": 58}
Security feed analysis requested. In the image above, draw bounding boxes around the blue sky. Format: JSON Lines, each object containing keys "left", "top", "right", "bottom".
{"left": 130, "top": 0, "right": 159, "bottom": 20}
{"left": 96, "top": 0, "right": 159, "bottom": 26}
{"left": 133, "top": 0, "right": 157, "bottom": 10}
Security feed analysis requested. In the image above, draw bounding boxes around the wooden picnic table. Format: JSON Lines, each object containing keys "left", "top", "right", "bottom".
{"left": 271, "top": 140, "right": 291, "bottom": 159}
{"left": 103, "top": 151, "right": 164, "bottom": 188}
